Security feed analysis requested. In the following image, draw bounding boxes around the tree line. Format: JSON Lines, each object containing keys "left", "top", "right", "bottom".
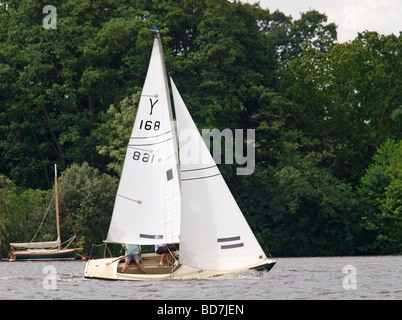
{"left": 1, "top": 0, "right": 401, "bottom": 258}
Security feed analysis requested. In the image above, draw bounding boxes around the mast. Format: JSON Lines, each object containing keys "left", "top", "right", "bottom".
{"left": 54, "top": 164, "right": 61, "bottom": 250}
{"left": 152, "top": 26, "right": 181, "bottom": 179}
{"left": 153, "top": 26, "right": 182, "bottom": 243}
{"left": 154, "top": 29, "right": 173, "bottom": 121}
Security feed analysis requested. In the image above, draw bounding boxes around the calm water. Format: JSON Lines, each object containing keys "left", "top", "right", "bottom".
{"left": 0, "top": 255, "right": 400, "bottom": 300}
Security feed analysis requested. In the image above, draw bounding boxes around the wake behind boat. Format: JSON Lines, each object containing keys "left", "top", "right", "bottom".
{"left": 84, "top": 28, "right": 276, "bottom": 281}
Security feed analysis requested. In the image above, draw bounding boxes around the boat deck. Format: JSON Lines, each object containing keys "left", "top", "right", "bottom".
{"left": 85, "top": 252, "right": 276, "bottom": 280}
{"left": 116, "top": 252, "right": 179, "bottom": 275}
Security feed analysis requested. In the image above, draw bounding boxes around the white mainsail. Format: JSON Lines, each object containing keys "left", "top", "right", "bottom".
{"left": 106, "top": 36, "right": 180, "bottom": 245}
{"left": 171, "top": 78, "right": 269, "bottom": 271}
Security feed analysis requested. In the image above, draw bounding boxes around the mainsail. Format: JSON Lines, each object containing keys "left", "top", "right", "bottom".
{"left": 171, "top": 78, "right": 268, "bottom": 271}
{"left": 106, "top": 36, "right": 181, "bottom": 245}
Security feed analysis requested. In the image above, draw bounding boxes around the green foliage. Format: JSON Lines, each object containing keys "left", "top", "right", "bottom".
{"left": 0, "top": 0, "right": 400, "bottom": 257}
{"left": 58, "top": 162, "right": 118, "bottom": 255}
{"left": 358, "top": 139, "right": 402, "bottom": 253}
{"left": 0, "top": 175, "right": 50, "bottom": 251}
{"left": 95, "top": 93, "right": 140, "bottom": 176}
{"left": 0, "top": 0, "right": 155, "bottom": 188}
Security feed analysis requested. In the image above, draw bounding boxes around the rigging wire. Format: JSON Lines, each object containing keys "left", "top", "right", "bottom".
{"left": 60, "top": 195, "right": 78, "bottom": 242}
{"left": 30, "top": 192, "right": 56, "bottom": 243}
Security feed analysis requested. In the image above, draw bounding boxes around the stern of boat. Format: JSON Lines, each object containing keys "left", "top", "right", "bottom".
{"left": 84, "top": 257, "right": 119, "bottom": 280}
{"left": 251, "top": 259, "right": 276, "bottom": 272}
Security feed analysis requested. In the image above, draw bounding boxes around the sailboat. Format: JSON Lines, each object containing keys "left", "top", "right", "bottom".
{"left": 9, "top": 165, "right": 80, "bottom": 261}
{"left": 84, "top": 29, "right": 276, "bottom": 280}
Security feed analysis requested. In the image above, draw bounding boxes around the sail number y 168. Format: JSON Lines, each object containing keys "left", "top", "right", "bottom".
{"left": 139, "top": 120, "right": 160, "bottom": 131}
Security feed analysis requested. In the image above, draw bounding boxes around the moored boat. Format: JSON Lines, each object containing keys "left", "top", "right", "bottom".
{"left": 9, "top": 165, "right": 81, "bottom": 261}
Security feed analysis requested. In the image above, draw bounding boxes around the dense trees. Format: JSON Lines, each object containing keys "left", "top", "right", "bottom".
{"left": 357, "top": 139, "right": 402, "bottom": 253}
{"left": 0, "top": 0, "right": 400, "bottom": 257}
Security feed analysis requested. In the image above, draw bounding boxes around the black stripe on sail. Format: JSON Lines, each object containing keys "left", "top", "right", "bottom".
{"left": 218, "top": 236, "right": 243, "bottom": 249}
{"left": 221, "top": 243, "right": 244, "bottom": 249}
{"left": 139, "top": 234, "right": 157, "bottom": 239}
{"left": 217, "top": 236, "right": 241, "bottom": 242}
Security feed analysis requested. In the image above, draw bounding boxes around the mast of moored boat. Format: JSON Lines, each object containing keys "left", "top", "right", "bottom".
{"left": 54, "top": 164, "right": 61, "bottom": 250}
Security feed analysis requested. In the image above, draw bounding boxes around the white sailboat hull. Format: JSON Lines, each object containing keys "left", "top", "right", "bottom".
{"left": 84, "top": 254, "right": 276, "bottom": 281}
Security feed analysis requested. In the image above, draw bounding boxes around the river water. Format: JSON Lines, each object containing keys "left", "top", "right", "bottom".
{"left": 0, "top": 255, "right": 400, "bottom": 300}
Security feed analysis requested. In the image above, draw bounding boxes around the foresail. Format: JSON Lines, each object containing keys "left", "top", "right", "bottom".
{"left": 106, "top": 36, "right": 180, "bottom": 245}
{"left": 171, "top": 77, "right": 268, "bottom": 271}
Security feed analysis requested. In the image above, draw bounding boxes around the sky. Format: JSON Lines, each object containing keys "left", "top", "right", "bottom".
{"left": 241, "top": 0, "right": 401, "bottom": 43}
